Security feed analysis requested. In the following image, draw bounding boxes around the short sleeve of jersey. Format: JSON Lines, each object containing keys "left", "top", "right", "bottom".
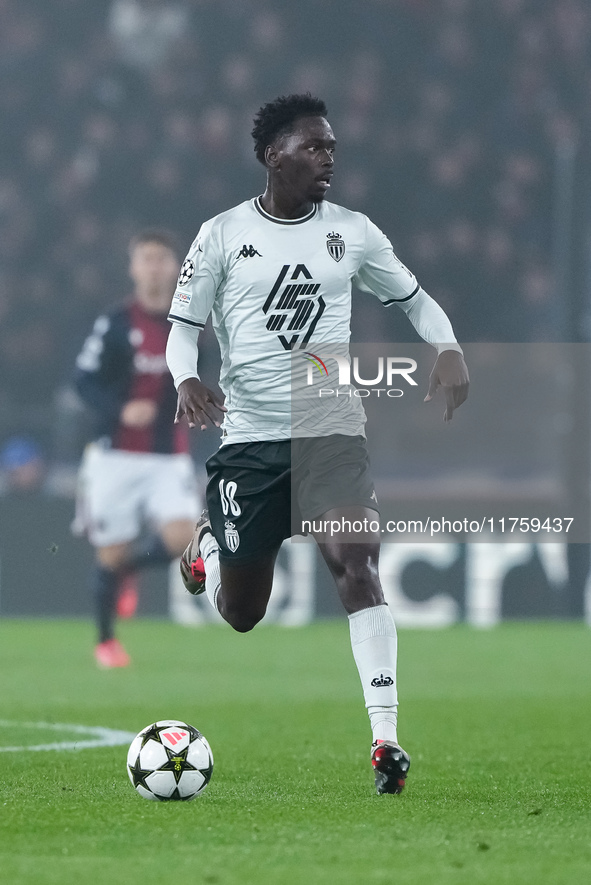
{"left": 353, "top": 217, "right": 420, "bottom": 306}
{"left": 168, "top": 221, "right": 224, "bottom": 330}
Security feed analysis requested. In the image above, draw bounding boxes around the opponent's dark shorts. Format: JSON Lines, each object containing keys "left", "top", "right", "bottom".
{"left": 205, "top": 434, "right": 378, "bottom": 564}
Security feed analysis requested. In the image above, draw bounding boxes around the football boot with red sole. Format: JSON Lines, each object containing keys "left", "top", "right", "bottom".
{"left": 179, "top": 510, "right": 210, "bottom": 595}
{"left": 371, "top": 740, "right": 411, "bottom": 795}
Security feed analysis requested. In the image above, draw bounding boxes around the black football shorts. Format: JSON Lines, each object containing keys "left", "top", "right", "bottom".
{"left": 205, "top": 434, "right": 378, "bottom": 564}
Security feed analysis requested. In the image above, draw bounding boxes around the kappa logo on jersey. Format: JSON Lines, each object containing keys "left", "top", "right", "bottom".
{"left": 224, "top": 520, "right": 240, "bottom": 552}
{"left": 178, "top": 258, "right": 195, "bottom": 285}
{"left": 237, "top": 244, "right": 262, "bottom": 259}
{"left": 326, "top": 231, "right": 345, "bottom": 262}
{"left": 262, "top": 264, "right": 326, "bottom": 351}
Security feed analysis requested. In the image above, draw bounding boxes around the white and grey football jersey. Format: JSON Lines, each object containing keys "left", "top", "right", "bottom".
{"left": 168, "top": 197, "right": 419, "bottom": 444}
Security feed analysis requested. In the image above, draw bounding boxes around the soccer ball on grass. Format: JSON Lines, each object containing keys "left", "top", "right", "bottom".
{"left": 127, "top": 719, "right": 213, "bottom": 801}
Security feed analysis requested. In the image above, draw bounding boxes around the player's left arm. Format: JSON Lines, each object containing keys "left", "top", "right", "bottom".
{"left": 401, "top": 290, "right": 469, "bottom": 422}
{"left": 354, "top": 219, "right": 469, "bottom": 422}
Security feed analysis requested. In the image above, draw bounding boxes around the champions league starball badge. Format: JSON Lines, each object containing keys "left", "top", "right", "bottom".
{"left": 178, "top": 258, "right": 195, "bottom": 285}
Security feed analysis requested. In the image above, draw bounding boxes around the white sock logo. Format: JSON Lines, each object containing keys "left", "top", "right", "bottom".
{"left": 371, "top": 673, "right": 394, "bottom": 687}
{"left": 219, "top": 479, "right": 242, "bottom": 517}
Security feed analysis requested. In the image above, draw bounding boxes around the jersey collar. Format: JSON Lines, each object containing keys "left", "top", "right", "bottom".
{"left": 253, "top": 196, "right": 318, "bottom": 225}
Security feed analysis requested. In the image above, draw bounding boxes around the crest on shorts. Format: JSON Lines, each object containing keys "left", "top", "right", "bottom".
{"left": 178, "top": 258, "right": 195, "bottom": 286}
{"left": 326, "top": 231, "right": 345, "bottom": 262}
{"left": 224, "top": 520, "right": 240, "bottom": 553}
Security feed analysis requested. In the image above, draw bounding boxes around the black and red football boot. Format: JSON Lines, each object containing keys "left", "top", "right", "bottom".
{"left": 179, "top": 510, "right": 211, "bottom": 595}
{"left": 371, "top": 740, "right": 411, "bottom": 795}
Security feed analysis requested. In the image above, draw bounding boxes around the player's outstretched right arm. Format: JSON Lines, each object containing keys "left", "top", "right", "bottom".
{"left": 166, "top": 323, "right": 226, "bottom": 431}
{"left": 166, "top": 219, "right": 227, "bottom": 430}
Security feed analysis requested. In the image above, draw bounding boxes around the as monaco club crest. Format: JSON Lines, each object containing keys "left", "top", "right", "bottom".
{"left": 224, "top": 520, "right": 240, "bottom": 553}
{"left": 326, "top": 231, "right": 345, "bottom": 262}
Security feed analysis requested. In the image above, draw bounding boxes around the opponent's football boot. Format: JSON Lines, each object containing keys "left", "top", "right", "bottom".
{"left": 94, "top": 638, "right": 130, "bottom": 669}
{"left": 371, "top": 740, "right": 411, "bottom": 795}
{"left": 179, "top": 510, "right": 210, "bottom": 595}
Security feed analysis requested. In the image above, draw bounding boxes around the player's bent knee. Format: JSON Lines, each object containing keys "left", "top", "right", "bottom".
{"left": 219, "top": 597, "right": 268, "bottom": 633}
{"left": 229, "top": 619, "right": 258, "bottom": 634}
{"left": 223, "top": 609, "right": 264, "bottom": 633}
{"left": 218, "top": 562, "right": 274, "bottom": 632}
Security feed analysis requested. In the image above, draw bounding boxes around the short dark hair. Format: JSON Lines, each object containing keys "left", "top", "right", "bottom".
{"left": 128, "top": 228, "right": 180, "bottom": 258}
{"left": 251, "top": 94, "right": 328, "bottom": 165}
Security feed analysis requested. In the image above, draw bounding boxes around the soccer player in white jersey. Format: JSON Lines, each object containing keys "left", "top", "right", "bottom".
{"left": 166, "top": 95, "right": 469, "bottom": 794}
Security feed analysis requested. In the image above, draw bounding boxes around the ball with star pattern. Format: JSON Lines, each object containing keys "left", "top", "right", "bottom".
{"left": 126, "top": 720, "right": 213, "bottom": 801}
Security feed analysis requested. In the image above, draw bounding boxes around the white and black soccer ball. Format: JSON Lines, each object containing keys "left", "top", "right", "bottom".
{"left": 126, "top": 719, "right": 213, "bottom": 801}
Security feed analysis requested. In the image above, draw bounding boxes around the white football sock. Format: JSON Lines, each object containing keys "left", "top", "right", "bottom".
{"left": 200, "top": 531, "right": 221, "bottom": 614}
{"left": 348, "top": 604, "right": 399, "bottom": 744}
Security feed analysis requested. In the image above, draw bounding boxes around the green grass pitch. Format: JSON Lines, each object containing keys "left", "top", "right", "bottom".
{"left": 1, "top": 619, "right": 590, "bottom": 885}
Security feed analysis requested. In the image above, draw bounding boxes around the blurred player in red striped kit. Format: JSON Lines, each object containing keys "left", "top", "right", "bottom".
{"left": 74, "top": 230, "right": 201, "bottom": 667}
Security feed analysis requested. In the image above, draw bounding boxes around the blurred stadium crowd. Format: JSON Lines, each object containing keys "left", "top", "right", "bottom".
{"left": 0, "top": 0, "right": 589, "bottom": 461}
